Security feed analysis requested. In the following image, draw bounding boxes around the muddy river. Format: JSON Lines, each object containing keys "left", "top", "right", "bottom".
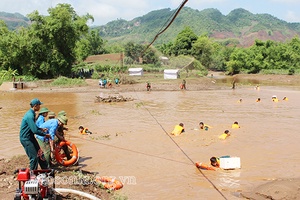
{"left": 0, "top": 82, "right": 300, "bottom": 199}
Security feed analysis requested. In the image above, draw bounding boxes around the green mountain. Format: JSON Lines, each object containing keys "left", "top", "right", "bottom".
{"left": 95, "top": 7, "right": 300, "bottom": 46}
{"left": 0, "top": 12, "right": 30, "bottom": 30}
{"left": 2, "top": 7, "right": 300, "bottom": 47}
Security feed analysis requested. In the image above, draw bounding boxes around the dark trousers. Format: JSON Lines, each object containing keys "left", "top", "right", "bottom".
{"left": 20, "top": 138, "right": 49, "bottom": 170}
{"left": 62, "top": 145, "right": 72, "bottom": 160}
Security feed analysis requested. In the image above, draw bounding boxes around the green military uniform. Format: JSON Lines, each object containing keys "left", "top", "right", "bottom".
{"left": 20, "top": 108, "right": 49, "bottom": 170}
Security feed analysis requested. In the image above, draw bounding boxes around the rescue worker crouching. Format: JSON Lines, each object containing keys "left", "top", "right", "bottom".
{"left": 36, "top": 115, "right": 68, "bottom": 167}
{"left": 55, "top": 111, "right": 72, "bottom": 161}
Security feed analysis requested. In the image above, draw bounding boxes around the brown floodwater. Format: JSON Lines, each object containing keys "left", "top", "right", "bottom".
{"left": 1, "top": 83, "right": 300, "bottom": 200}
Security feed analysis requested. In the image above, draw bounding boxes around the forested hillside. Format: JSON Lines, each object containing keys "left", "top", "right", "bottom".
{"left": 0, "top": 12, "right": 30, "bottom": 30}
{"left": 2, "top": 7, "right": 300, "bottom": 46}
{"left": 95, "top": 7, "right": 300, "bottom": 46}
{"left": 0, "top": 4, "right": 300, "bottom": 82}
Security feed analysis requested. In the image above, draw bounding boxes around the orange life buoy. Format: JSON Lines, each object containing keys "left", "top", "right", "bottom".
{"left": 55, "top": 140, "right": 79, "bottom": 166}
{"left": 195, "top": 162, "right": 216, "bottom": 171}
{"left": 95, "top": 176, "right": 123, "bottom": 190}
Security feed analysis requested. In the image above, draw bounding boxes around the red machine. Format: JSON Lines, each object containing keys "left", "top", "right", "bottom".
{"left": 14, "top": 168, "right": 56, "bottom": 200}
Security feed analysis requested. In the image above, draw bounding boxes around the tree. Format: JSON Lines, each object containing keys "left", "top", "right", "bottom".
{"left": 75, "top": 38, "right": 91, "bottom": 62}
{"left": 172, "top": 27, "right": 198, "bottom": 56}
{"left": 86, "top": 29, "right": 106, "bottom": 55}
{"left": 158, "top": 42, "right": 173, "bottom": 56}
{"left": 26, "top": 3, "right": 93, "bottom": 78}
{"left": 124, "top": 42, "right": 143, "bottom": 63}
{"left": 226, "top": 48, "right": 248, "bottom": 75}
{"left": 191, "top": 35, "right": 214, "bottom": 69}
{"left": 142, "top": 47, "right": 159, "bottom": 64}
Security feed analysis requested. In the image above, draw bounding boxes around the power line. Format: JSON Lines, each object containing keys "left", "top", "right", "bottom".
{"left": 71, "top": 135, "right": 191, "bottom": 166}
{"left": 132, "top": 90, "right": 228, "bottom": 200}
{"left": 141, "top": 0, "right": 189, "bottom": 56}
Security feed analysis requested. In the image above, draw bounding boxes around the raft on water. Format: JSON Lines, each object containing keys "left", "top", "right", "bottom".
{"left": 95, "top": 95, "right": 134, "bottom": 103}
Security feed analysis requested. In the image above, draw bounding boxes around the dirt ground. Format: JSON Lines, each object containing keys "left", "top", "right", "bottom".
{"left": 1, "top": 73, "right": 300, "bottom": 200}
{"left": 0, "top": 155, "right": 114, "bottom": 199}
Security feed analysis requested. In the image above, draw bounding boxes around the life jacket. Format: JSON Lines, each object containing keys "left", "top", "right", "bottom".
{"left": 219, "top": 133, "right": 228, "bottom": 140}
{"left": 80, "top": 128, "right": 89, "bottom": 135}
{"left": 171, "top": 125, "right": 184, "bottom": 136}
{"left": 212, "top": 157, "right": 220, "bottom": 168}
{"left": 231, "top": 124, "right": 240, "bottom": 129}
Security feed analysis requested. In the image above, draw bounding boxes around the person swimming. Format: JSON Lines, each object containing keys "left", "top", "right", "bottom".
{"left": 219, "top": 130, "right": 230, "bottom": 139}
{"left": 199, "top": 122, "right": 212, "bottom": 131}
{"left": 232, "top": 121, "right": 240, "bottom": 129}
{"left": 171, "top": 123, "right": 185, "bottom": 136}
{"left": 272, "top": 95, "right": 279, "bottom": 102}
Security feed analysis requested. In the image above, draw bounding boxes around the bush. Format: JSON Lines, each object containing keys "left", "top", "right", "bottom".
{"left": 50, "top": 76, "right": 87, "bottom": 87}
{"left": 260, "top": 69, "right": 289, "bottom": 75}
{"left": 288, "top": 67, "right": 295, "bottom": 75}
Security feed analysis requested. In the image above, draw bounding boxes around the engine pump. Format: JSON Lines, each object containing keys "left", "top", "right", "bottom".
{"left": 14, "top": 168, "right": 55, "bottom": 200}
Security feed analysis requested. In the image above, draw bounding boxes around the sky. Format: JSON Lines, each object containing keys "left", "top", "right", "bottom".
{"left": 1, "top": 0, "right": 300, "bottom": 26}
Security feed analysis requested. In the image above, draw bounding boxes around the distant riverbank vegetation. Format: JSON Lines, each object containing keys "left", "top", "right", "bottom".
{"left": 1, "top": 4, "right": 300, "bottom": 86}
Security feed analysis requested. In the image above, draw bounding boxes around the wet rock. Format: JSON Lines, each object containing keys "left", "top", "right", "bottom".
{"left": 95, "top": 95, "right": 133, "bottom": 103}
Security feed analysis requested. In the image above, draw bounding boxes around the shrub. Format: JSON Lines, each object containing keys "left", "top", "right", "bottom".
{"left": 50, "top": 76, "right": 87, "bottom": 87}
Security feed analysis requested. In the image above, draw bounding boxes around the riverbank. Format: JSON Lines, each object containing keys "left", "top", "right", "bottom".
{"left": 0, "top": 73, "right": 300, "bottom": 199}
{"left": 1, "top": 73, "right": 300, "bottom": 93}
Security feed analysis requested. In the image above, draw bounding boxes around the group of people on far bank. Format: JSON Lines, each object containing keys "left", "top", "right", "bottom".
{"left": 99, "top": 77, "right": 120, "bottom": 88}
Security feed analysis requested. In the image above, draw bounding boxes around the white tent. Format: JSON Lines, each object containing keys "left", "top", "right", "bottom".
{"left": 159, "top": 56, "right": 169, "bottom": 65}
{"left": 164, "top": 69, "right": 179, "bottom": 79}
{"left": 128, "top": 68, "right": 143, "bottom": 76}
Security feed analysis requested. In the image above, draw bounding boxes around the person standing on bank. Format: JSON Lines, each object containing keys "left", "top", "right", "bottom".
{"left": 19, "top": 98, "right": 50, "bottom": 170}
{"left": 146, "top": 81, "right": 151, "bottom": 91}
{"left": 180, "top": 79, "right": 186, "bottom": 90}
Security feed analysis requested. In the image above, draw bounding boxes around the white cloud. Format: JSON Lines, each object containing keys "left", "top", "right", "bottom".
{"left": 50, "top": 0, "right": 154, "bottom": 25}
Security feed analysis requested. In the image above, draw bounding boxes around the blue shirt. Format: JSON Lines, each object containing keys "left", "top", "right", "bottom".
{"left": 36, "top": 119, "right": 59, "bottom": 141}
{"left": 36, "top": 115, "right": 45, "bottom": 128}
{"left": 20, "top": 109, "right": 46, "bottom": 141}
